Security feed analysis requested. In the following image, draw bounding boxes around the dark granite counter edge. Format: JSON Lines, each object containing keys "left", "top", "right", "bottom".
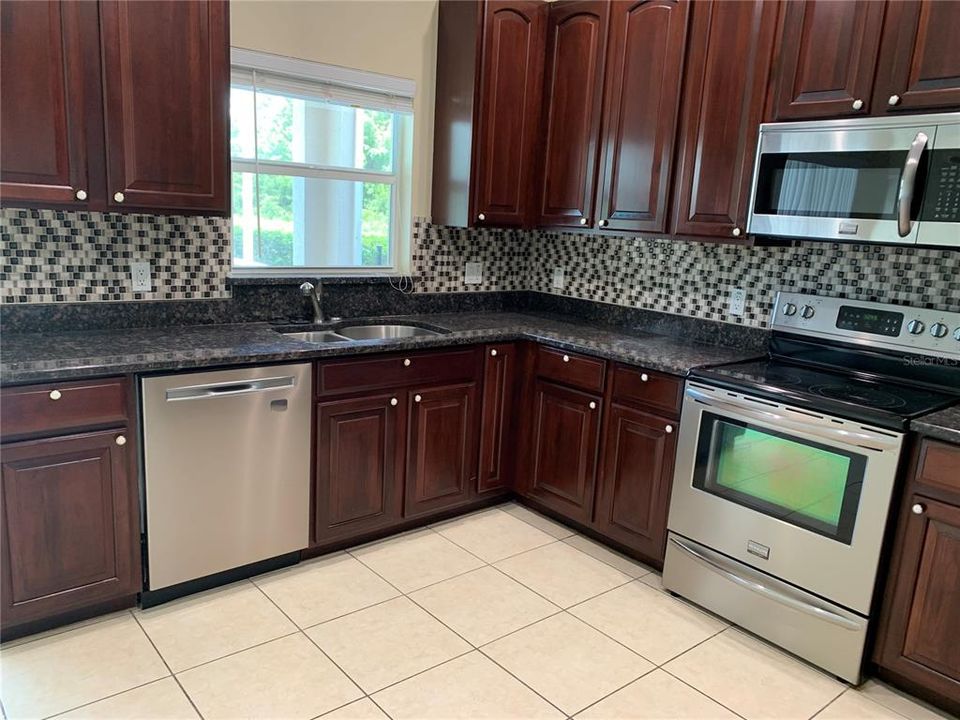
{"left": 910, "top": 404, "right": 960, "bottom": 445}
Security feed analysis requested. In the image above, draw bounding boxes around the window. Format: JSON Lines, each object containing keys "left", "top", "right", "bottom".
{"left": 230, "top": 50, "right": 414, "bottom": 273}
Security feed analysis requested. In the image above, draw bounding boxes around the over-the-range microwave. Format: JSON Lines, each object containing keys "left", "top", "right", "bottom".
{"left": 747, "top": 112, "right": 959, "bottom": 247}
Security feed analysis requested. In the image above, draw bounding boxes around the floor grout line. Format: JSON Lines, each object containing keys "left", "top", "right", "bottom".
{"left": 129, "top": 612, "right": 206, "bottom": 720}
{"left": 475, "top": 644, "right": 577, "bottom": 718}
{"left": 561, "top": 664, "right": 659, "bottom": 718}
{"left": 38, "top": 676, "right": 183, "bottom": 720}
{"left": 0, "top": 609, "right": 136, "bottom": 652}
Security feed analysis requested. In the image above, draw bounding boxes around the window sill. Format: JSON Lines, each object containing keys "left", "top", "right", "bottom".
{"left": 226, "top": 274, "right": 416, "bottom": 287}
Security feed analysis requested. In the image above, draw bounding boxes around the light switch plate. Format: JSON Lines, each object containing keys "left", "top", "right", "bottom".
{"left": 131, "top": 261, "right": 152, "bottom": 292}
{"left": 729, "top": 287, "right": 746, "bottom": 316}
{"left": 552, "top": 266, "right": 565, "bottom": 290}
{"left": 464, "top": 261, "right": 483, "bottom": 285}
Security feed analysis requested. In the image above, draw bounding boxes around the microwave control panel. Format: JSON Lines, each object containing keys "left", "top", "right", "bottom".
{"left": 922, "top": 150, "right": 960, "bottom": 223}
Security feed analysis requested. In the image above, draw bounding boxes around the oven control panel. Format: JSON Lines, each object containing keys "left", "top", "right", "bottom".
{"left": 772, "top": 292, "right": 960, "bottom": 359}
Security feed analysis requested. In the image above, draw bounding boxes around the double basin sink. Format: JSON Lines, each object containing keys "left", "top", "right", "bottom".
{"left": 280, "top": 323, "right": 445, "bottom": 345}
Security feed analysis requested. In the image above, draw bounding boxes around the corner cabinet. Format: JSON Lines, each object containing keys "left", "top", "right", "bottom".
{"left": 431, "top": 0, "right": 546, "bottom": 229}
{"left": 0, "top": 0, "right": 230, "bottom": 215}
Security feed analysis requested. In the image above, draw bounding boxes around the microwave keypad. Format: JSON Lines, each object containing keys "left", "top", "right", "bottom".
{"left": 925, "top": 151, "right": 960, "bottom": 222}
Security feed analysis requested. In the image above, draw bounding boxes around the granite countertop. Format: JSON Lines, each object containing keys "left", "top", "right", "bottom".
{"left": 0, "top": 311, "right": 764, "bottom": 385}
{"left": 911, "top": 403, "right": 960, "bottom": 445}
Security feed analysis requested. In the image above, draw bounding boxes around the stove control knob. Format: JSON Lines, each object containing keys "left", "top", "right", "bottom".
{"left": 907, "top": 319, "right": 925, "bottom": 335}
{"left": 954, "top": 327, "right": 960, "bottom": 342}
{"left": 930, "top": 322, "right": 948, "bottom": 339}
{"left": 800, "top": 305, "right": 815, "bottom": 319}
{"left": 782, "top": 302, "right": 797, "bottom": 317}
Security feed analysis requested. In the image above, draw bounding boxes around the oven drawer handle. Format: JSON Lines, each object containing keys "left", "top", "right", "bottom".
{"left": 897, "top": 131, "right": 928, "bottom": 238}
{"left": 669, "top": 537, "right": 863, "bottom": 632}
{"left": 685, "top": 387, "right": 898, "bottom": 451}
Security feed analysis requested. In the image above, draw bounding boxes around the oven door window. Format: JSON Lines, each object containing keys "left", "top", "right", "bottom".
{"left": 692, "top": 413, "right": 867, "bottom": 544}
{"left": 753, "top": 150, "right": 925, "bottom": 220}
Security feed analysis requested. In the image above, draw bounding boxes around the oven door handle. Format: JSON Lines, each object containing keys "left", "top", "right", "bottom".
{"left": 685, "top": 387, "right": 900, "bottom": 452}
{"left": 897, "top": 131, "right": 928, "bottom": 238}
{"left": 669, "top": 537, "right": 863, "bottom": 631}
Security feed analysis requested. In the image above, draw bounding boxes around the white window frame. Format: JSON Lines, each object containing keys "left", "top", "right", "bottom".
{"left": 229, "top": 48, "right": 415, "bottom": 276}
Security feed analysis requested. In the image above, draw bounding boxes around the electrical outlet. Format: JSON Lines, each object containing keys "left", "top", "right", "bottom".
{"left": 552, "top": 266, "right": 565, "bottom": 290}
{"left": 131, "top": 261, "right": 152, "bottom": 292}
{"left": 464, "top": 261, "right": 483, "bottom": 285}
{"left": 729, "top": 287, "right": 746, "bottom": 316}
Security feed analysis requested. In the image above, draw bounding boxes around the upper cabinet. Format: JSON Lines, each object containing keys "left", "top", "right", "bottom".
{"left": 432, "top": 0, "right": 546, "bottom": 229}
{"left": 0, "top": 0, "right": 230, "bottom": 215}
{"left": 596, "top": 0, "right": 689, "bottom": 235}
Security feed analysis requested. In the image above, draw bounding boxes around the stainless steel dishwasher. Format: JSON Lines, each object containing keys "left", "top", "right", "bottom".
{"left": 141, "top": 363, "right": 311, "bottom": 601}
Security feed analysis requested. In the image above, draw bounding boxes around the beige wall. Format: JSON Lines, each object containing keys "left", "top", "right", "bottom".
{"left": 230, "top": 0, "right": 439, "bottom": 218}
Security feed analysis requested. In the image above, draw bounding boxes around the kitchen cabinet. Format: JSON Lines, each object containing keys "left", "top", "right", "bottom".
{"left": 431, "top": 0, "right": 546, "bottom": 228}
{"left": 478, "top": 344, "right": 518, "bottom": 494}
{"left": 671, "top": 0, "right": 777, "bottom": 240}
{"left": 875, "top": 439, "right": 960, "bottom": 715}
{"left": 769, "top": 0, "right": 886, "bottom": 120}
{"left": 0, "top": 379, "right": 139, "bottom": 638}
{"left": 536, "top": 0, "right": 610, "bottom": 228}
{"left": 872, "top": 0, "right": 960, "bottom": 114}
{"left": 405, "top": 383, "right": 480, "bottom": 518}
{"left": 0, "top": 0, "right": 229, "bottom": 215}
{"left": 314, "top": 394, "right": 404, "bottom": 544}
{"left": 595, "top": 0, "right": 690, "bottom": 234}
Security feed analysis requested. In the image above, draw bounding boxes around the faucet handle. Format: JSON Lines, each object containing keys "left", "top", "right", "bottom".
{"left": 299, "top": 281, "right": 315, "bottom": 295}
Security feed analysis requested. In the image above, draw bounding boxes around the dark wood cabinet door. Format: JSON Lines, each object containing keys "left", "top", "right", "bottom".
{"left": 672, "top": 0, "right": 777, "bottom": 240}
{"left": 529, "top": 380, "right": 601, "bottom": 524}
{"left": 99, "top": 0, "right": 229, "bottom": 214}
{"left": 872, "top": 0, "right": 960, "bottom": 114}
{"left": 404, "top": 383, "right": 479, "bottom": 518}
{"left": 596, "top": 0, "right": 690, "bottom": 234}
{"left": 770, "top": 0, "right": 885, "bottom": 120}
{"left": 1, "top": 430, "right": 139, "bottom": 630}
{"left": 0, "top": 0, "right": 96, "bottom": 207}
{"left": 478, "top": 344, "right": 517, "bottom": 494}
{"left": 315, "top": 394, "right": 403, "bottom": 545}
{"left": 876, "top": 495, "right": 960, "bottom": 713}
{"left": 536, "top": 0, "right": 610, "bottom": 228}
{"left": 594, "top": 404, "right": 677, "bottom": 563}
{"left": 472, "top": 0, "right": 547, "bottom": 228}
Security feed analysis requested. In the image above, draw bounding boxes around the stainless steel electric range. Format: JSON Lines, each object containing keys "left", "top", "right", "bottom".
{"left": 663, "top": 291, "right": 960, "bottom": 684}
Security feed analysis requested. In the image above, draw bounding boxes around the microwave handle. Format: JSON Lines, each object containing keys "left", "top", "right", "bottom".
{"left": 897, "top": 131, "right": 929, "bottom": 237}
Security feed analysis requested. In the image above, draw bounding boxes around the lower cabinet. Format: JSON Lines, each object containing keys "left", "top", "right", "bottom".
{"left": 314, "top": 394, "right": 403, "bottom": 544}
{"left": 594, "top": 403, "right": 677, "bottom": 560}
{"left": 478, "top": 344, "right": 517, "bottom": 494}
{"left": 529, "top": 379, "right": 602, "bottom": 525}
{"left": 1, "top": 428, "right": 139, "bottom": 632}
{"left": 405, "top": 383, "right": 480, "bottom": 518}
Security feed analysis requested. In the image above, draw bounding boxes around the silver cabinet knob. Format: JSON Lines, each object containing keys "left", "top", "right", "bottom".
{"left": 665, "top": 425, "right": 673, "bottom": 434}
{"left": 390, "top": 397, "right": 398, "bottom": 406}
{"left": 888, "top": 94, "right": 901, "bottom": 106}
{"left": 598, "top": 219, "right": 608, "bottom": 227}
{"left": 640, "top": 373, "right": 649, "bottom": 382}
{"left": 414, "top": 394, "right": 422, "bottom": 403}
{"left": 490, "top": 348, "right": 498, "bottom": 357}
{"left": 75, "top": 189, "right": 88, "bottom": 201}
{"left": 907, "top": 319, "right": 925, "bottom": 335}
{"left": 49, "top": 389, "right": 62, "bottom": 400}
{"left": 930, "top": 322, "right": 948, "bottom": 339}
{"left": 912, "top": 503, "right": 925, "bottom": 515}
{"left": 852, "top": 99, "right": 864, "bottom": 110}
{"left": 589, "top": 401, "right": 597, "bottom": 410}
{"left": 403, "top": 358, "right": 411, "bottom": 367}
{"left": 113, "top": 191, "right": 125, "bottom": 203}
{"left": 562, "top": 354, "right": 570, "bottom": 362}
{"left": 115, "top": 435, "right": 127, "bottom": 446}
{"left": 477, "top": 212, "right": 485, "bottom": 221}
{"left": 732, "top": 227, "right": 741, "bottom": 237}
{"left": 579, "top": 218, "right": 588, "bottom": 226}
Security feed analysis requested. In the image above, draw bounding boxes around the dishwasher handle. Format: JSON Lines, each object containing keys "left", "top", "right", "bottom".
{"left": 165, "top": 375, "right": 296, "bottom": 401}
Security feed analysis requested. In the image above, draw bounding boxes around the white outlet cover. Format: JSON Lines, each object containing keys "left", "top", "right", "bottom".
{"left": 131, "top": 261, "right": 152, "bottom": 292}
{"left": 552, "top": 267, "right": 565, "bottom": 289}
{"left": 729, "top": 287, "right": 746, "bottom": 316}
{"left": 464, "top": 261, "right": 483, "bottom": 285}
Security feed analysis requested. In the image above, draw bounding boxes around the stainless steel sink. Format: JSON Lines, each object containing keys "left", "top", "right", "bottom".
{"left": 284, "top": 330, "right": 351, "bottom": 344}
{"left": 336, "top": 324, "right": 443, "bottom": 340}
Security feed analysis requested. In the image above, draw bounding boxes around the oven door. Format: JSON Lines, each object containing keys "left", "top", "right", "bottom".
{"left": 747, "top": 120, "right": 938, "bottom": 244}
{"left": 668, "top": 382, "right": 903, "bottom": 614}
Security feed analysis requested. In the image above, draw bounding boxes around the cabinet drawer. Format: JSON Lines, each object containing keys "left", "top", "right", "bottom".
{"left": 536, "top": 346, "right": 605, "bottom": 393}
{"left": 611, "top": 364, "right": 682, "bottom": 417}
{"left": 916, "top": 440, "right": 960, "bottom": 497}
{"left": 317, "top": 348, "right": 480, "bottom": 397}
{"left": 1, "top": 378, "right": 128, "bottom": 440}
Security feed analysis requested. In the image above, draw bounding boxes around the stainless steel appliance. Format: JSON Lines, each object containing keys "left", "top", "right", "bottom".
{"left": 747, "top": 112, "right": 960, "bottom": 246}
{"left": 141, "top": 364, "right": 311, "bottom": 600}
{"left": 663, "top": 292, "right": 960, "bottom": 683}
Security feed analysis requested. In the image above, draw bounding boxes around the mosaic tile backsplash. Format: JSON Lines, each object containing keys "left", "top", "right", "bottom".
{"left": 2, "top": 208, "right": 957, "bottom": 330}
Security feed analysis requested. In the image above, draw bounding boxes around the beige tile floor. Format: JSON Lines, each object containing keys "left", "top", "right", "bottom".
{"left": 0, "top": 503, "right": 952, "bottom": 720}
